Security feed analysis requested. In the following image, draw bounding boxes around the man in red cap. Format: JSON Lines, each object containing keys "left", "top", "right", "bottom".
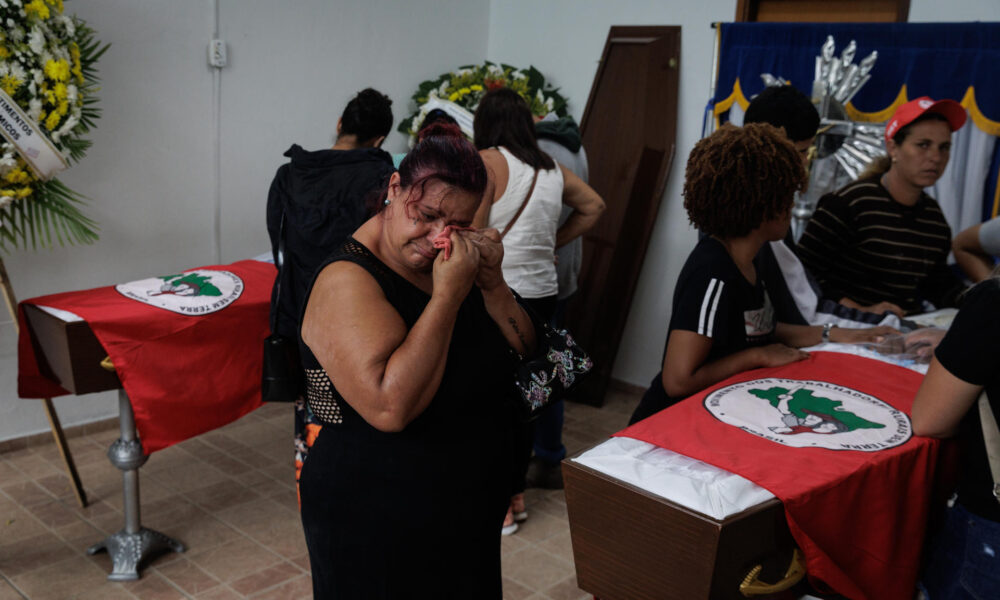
{"left": 798, "top": 96, "right": 969, "bottom": 316}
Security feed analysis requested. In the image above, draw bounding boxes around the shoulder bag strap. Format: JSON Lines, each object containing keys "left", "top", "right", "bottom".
{"left": 500, "top": 169, "right": 539, "bottom": 240}
{"left": 978, "top": 389, "right": 1000, "bottom": 504}
{"left": 271, "top": 210, "right": 286, "bottom": 334}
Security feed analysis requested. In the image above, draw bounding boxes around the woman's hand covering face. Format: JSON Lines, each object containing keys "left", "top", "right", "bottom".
{"left": 432, "top": 228, "right": 480, "bottom": 301}
{"left": 465, "top": 228, "right": 505, "bottom": 292}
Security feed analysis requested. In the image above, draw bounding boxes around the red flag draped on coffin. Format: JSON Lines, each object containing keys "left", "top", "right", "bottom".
{"left": 17, "top": 259, "right": 275, "bottom": 454}
{"left": 617, "top": 351, "right": 938, "bottom": 600}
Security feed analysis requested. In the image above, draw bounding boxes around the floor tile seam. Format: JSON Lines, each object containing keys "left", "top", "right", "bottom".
{"left": 150, "top": 556, "right": 227, "bottom": 594}
{"left": 0, "top": 527, "right": 81, "bottom": 580}
{"left": 503, "top": 568, "right": 569, "bottom": 600}
{"left": 189, "top": 497, "right": 297, "bottom": 537}
{"left": 33, "top": 449, "right": 106, "bottom": 475}
{"left": 4, "top": 455, "right": 59, "bottom": 483}
{"left": 0, "top": 493, "right": 73, "bottom": 549}
{"left": 77, "top": 583, "right": 143, "bottom": 600}
{"left": 192, "top": 436, "right": 272, "bottom": 470}
{"left": 178, "top": 476, "right": 264, "bottom": 508}
{"left": 238, "top": 565, "right": 310, "bottom": 598}
{"left": 0, "top": 571, "right": 28, "bottom": 600}
{"left": 194, "top": 583, "right": 241, "bottom": 600}
{"left": 142, "top": 504, "right": 238, "bottom": 547}
{"left": 146, "top": 456, "right": 244, "bottom": 483}
{"left": 180, "top": 520, "right": 292, "bottom": 575}
{"left": 529, "top": 504, "right": 569, "bottom": 520}
{"left": 140, "top": 569, "right": 199, "bottom": 600}
{"left": 539, "top": 572, "right": 584, "bottom": 597}
{"left": 70, "top": 500, "right": 125, "bottom": 536}
{"left": 503, "top": 545, "right": 576, "bottom": 589}
{"left": 7, "top": 553, "right": 108, "bottom": 595}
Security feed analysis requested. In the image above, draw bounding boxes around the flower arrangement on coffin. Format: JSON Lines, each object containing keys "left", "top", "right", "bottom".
{"left": 398, "top": 61, "right": 569, "bottom": 145}
{"left": 0, "top": 0, "right": 107, "bottom": 250}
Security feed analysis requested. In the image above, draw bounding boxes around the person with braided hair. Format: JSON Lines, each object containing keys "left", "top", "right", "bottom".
{"left": 629, "top": 124, "right": 896, "bottom": 424}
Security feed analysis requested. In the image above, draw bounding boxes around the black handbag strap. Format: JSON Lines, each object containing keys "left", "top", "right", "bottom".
{"left": 270, "top": 210, "right": 287, "bottom": 333}
{"left": 500, "top": 169, "right": 539, "bottom": 240}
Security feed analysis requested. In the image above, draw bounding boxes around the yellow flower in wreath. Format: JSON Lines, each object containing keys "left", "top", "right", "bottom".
{"left": 44, "top": 59, "right": 71, "bottom": 82}
{"left": 69, "top": 43, "right": 83, "bottom": 84}
{"left": 4, "top": 168, "right": 31, "bottom": 185}
{"left": 24, "top": 0, "right": 50, "bottom": 20}
{"left": 45, "top": 110, "right": 61, "bottom": 131}
{"left": 0, "top": 75, "right": 21, "bottom": 96}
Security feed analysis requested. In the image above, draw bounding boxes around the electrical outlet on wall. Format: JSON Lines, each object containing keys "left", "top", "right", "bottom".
{"left": 208, "top": 39, "right": 227, "bottom": 68}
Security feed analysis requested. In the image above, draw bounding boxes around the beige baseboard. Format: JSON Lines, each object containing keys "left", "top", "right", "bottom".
{"left": 0, "top": 416, "right": 119, "bottom": 455}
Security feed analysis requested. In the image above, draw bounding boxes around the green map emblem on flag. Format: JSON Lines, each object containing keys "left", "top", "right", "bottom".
{"left": 115, "top": 269, "right": 244, "bottom": 316}
{"left": 704, "top": 378, "right": 911, "bottom": 451}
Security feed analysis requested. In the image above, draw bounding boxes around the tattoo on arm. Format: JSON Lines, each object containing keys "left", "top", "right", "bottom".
{"left": 508, "top": 316, "right": 527, "bottom": 351}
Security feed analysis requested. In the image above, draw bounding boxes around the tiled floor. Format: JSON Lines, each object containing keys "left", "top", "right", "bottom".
{"left": 0, "top": 386, "right": 639, "bottom": 599}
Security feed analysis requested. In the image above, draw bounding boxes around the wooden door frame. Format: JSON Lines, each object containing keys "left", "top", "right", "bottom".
{"left": 735, "top": 0, "right": 910, "bottom": 22}
{"left": 571, "top": 25, "right": 680, "bottom": 406}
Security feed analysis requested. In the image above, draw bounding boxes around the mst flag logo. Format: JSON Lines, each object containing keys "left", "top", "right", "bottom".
{"left": 115, "top": 270, "right": 244, "bottom": 315}
{"left": 704, "top": 378, "right": 911, "bottom": 451}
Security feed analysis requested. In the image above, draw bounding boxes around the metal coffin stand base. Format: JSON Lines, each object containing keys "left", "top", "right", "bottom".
{"left": 22, "top": 305, "right": 187, "bottom": 580}
{"left": 563, "top": 457, "right": 805, "bottom": 600}
{"left": 84, "top": 390, "right": 186, "bottom": 580}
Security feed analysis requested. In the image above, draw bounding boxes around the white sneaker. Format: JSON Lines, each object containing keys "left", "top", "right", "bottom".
{"left": 501, "top": 506, "right": 518, "bottom": 536}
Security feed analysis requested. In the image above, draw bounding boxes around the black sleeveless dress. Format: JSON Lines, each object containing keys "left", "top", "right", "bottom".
{"left": 298, "top": 239, "right": 517, "bottom": 599}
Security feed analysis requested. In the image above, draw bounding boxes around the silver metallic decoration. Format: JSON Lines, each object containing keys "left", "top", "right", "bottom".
{"left": 794, "top": 37, "right": 886, "bottom": 239}
{"left": 87, "top": 390, "right": 186, "bottom": 580}
{"left": 760, "top": 73, "right": 789, "bottom": 87}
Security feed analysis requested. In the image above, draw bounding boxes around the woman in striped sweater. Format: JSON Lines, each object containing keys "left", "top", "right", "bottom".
{"left": 798, "top": 97, "right": 969, "bottom": 316}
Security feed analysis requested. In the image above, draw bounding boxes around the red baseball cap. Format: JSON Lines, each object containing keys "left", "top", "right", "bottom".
{"left": 884, "top": 96, "right": 967, "bottom": 144}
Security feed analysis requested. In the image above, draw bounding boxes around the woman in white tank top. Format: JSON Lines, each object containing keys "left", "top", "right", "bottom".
{"left": 472, "top": 88, "right": 605, "bottom": 535}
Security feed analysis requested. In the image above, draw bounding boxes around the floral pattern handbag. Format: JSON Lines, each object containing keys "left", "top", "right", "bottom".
{"left": 514, "top": 320, "right": 594, "bottom": 419}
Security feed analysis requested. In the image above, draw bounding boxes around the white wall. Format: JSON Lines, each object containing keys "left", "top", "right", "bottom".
{"left": 487, "top": 0, "right": 1000, "bottom": 389}
{"left": 0, "top": 0, "right": 491, "bottom": 442}
{"left": 217, "top": 0, "right": 491, "bottom": 263}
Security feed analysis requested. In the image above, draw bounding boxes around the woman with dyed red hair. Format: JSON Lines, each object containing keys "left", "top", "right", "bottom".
{"left": 297, "top": 123, "right": 535, "bottom": 598}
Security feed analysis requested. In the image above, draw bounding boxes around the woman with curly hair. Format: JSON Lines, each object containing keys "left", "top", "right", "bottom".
{"left": 629, "top": 123, "right": 895, "bottom": 424}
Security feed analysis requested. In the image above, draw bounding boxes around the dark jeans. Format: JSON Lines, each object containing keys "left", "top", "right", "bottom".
{"left": 532, "top": 294, "right": 571, "bottom": 465}
{"left": 920, "top": 501, "right": 1000, "bottom": 599}
{"left": 510, "top": 295, "right": 558, "bottom": 493}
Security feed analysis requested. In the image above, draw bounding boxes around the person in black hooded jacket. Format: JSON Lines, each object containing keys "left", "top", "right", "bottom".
{"left": 265, "top": 87, "right": 395, "bottom": 482}
{"left": 267, "top": 88, "right": 395, "bottom": 337}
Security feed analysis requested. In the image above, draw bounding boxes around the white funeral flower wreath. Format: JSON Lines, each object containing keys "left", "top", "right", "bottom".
{"left": 0, "top": 0, "right": 107, "bottom": 250}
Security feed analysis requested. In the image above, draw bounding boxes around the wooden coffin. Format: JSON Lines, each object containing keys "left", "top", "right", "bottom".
{"left": 22, "top": 303, "right": 121, "bottom": 395}
{"left": 563, "top": 456, "right": 804, "bottom": 600}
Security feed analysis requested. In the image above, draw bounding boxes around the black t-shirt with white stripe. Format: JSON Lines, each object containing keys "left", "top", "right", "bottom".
{"left": 630, "top": 236, "right": 777, "bottom": 423}
{"left": 666, "top": 236, "right": 777, "bottom": 361}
